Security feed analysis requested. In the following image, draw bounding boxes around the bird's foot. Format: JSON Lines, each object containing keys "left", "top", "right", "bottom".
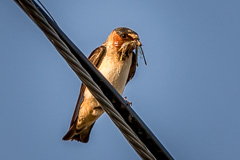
{"left": 124, "top": 96, "right": 132, "bottom": 107}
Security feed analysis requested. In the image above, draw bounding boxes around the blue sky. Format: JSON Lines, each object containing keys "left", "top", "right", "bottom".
{"left": 1, "top": 0, "right": 240, "bottom": 159}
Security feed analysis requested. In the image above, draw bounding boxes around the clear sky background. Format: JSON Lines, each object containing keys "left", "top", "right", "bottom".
{"left": 1, "top": 0, "right": 240, "bottom": 160}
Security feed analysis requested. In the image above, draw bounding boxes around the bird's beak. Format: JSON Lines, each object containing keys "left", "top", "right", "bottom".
{"left": 136, "top": 40, "right": 142, "bottom": 47}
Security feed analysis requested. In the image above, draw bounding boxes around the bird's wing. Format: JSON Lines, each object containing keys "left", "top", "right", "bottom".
{"left": 126, "top": 52, "right": 138, "bottom": 85}
{"left": 69, "top": 46, "right": 106, "bottom": 126}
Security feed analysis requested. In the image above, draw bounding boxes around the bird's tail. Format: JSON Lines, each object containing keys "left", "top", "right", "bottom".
{"left": 62, "top": 123, "right": 95, "bottom": 143}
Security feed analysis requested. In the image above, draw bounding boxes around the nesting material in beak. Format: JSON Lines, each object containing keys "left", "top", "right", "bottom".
{"left": 135, "top": 40, "right": 147, "bottom": 65}
{"left": 137, "top": 45, "right": 147, "bottom": 65}
{"left": 118, "top": 40, "right": 147, "bottom": 65}
{"left": 118, "top": 41, "right": 135, "bottom": 61}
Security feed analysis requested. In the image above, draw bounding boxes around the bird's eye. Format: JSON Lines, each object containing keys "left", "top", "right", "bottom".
{"left": 121, "top": 34, "right": 127, "bottom": 38}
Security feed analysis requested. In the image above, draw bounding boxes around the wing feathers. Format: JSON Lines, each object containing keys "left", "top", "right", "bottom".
{"left": 68, "top": 46, "right": 106, "bottom": 127}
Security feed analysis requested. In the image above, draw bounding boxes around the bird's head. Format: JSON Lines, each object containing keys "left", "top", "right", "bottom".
{"left": 104, "top": 27, "right": 147, "bottom": 65}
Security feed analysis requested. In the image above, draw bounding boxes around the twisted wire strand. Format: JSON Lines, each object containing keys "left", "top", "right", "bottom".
{"left": 15, "top": 0, "right": 156, "bottom": 159}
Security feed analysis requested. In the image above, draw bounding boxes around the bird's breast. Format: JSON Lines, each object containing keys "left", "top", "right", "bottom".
{"left": 98, "top": 49, "right": 132, "bottom": 95}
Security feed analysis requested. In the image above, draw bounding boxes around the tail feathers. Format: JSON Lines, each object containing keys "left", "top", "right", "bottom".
{"left": 62, "top": 123, "right": 95, "bottom": 143}
{"left": 62, "top": 124, "right": 76, "bottom": 141}
{"left": 77, "top": 123, "right": 95, "bottom": 143}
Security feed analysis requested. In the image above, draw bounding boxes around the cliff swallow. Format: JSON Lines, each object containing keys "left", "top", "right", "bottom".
{"left": 62, "top": 27, "right": 146, "bottom": 143}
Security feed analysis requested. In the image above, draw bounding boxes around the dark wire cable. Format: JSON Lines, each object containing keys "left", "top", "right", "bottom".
{"left": 14, "top": 0, "right": 174, "bottom": 159}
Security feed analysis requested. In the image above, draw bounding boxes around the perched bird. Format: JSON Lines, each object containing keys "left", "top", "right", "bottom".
{"left": 62, "top": 27, "right": 146, "bottom": 143}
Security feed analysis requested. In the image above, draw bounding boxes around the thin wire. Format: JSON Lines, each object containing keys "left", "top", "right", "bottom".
{"left": 14, "top": 0, "right": 156, "bottom": 159}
